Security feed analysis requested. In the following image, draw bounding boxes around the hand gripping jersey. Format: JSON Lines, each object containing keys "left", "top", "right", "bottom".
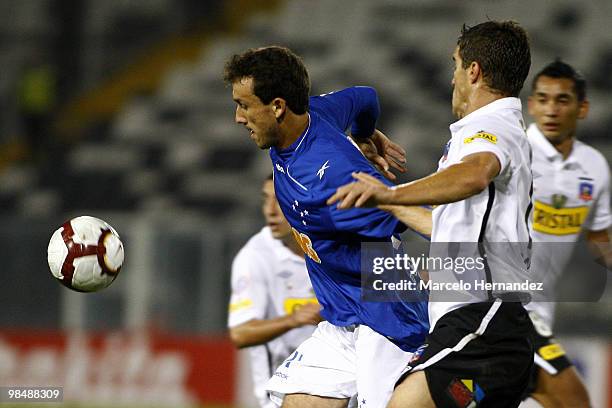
{"left": 269, "top": 87, "right": 429, "bottom": 352}
{"left": 526, "top": 123, "right": 612, "bottom": 326}
{"left": 228, "top": 227, "right": 317, "bottom": 408}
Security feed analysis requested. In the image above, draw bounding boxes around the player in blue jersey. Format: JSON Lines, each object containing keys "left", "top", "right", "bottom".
{"left": 224, "top": 46, "right": 428, "bottom": 408}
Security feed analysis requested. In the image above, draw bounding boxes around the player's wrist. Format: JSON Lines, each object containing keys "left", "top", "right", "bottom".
{"left": 352, "top": 136, "right": 371, "bottom": 145}
{"left": 383, "top": 186, "right": 398, "bottom": 205}
{"left": 285, "top": 314, "right": 301, "bottom": 329}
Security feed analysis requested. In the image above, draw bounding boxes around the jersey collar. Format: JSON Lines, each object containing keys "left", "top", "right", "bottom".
{"left": 263, "top": 227, "right": 305, "bottom": 263}
{"left": 527, "top": 123, "right": 580, "bottom": 164}
{"left": 449, "top": 97, "right": 522, "bottom": 133}
{"left": 271, "top": 113, "right": 312, "bottom": 162}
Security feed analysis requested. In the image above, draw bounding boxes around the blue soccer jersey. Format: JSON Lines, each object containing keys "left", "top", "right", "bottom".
{"left": 269, "top": 87, "right": 429, "bottom": 352}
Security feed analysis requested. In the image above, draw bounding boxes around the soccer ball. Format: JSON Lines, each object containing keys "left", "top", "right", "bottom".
{"left": 47, "top": 216, "right": 124, "bottom": 292}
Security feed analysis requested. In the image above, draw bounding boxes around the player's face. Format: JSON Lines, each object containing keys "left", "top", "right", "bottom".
{"left": 232, "top": 77, "right": 281, "bottom": 149}
{"left": 528, "top": 76, "right": 588, "bottom": 144}
{"left": 451, "top": 47, "right": 469, "bottom": 118}
{"left": 261, "top": 180, "right": 291, "bottom": 239}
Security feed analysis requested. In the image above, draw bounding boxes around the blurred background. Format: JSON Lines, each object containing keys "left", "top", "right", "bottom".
{"left": 0, "top": 0, "right": 610, "bottom": 407}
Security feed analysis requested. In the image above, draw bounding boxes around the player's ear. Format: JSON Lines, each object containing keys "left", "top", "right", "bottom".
{"left": 272, "top": 98, "right": 286, "bottom": 119}
{"left": 468, "top": 61, "right": 480, "bottom": 84}
{"left": 577, "top": 98, "right": 589, "bottom": 120}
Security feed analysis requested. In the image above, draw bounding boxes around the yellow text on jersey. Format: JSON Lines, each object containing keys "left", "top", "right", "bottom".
{"left": 283, "top": 297, "right": 319, "bottom": 315}
{"left": 463, "top": 132, "right": 498, "bottom": 144}
{"left": 532, "top": 200, "right": 589, "bottom": 235}
{"left": 229, "top": 298, "right": 253, "bottom": 313}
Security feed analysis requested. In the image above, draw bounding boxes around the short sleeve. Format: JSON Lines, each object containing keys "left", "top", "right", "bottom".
{"left": 227, "top": 248, "right": 269, "bottom": 328}
{"left": 457, "top": 128, "right": 510, "bottom": 174}
{"left": 584, "top": 160, "right": 612, "bottom": 231}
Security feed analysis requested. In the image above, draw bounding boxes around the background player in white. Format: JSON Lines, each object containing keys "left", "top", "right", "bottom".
{"left": 228, "top": 175, "right": 321, "bottom": 408}
{"left": 330, "top": 21, "right": 535, "bottom": 407}
{"left": 519, "top": 60, "right": 611, "bottom": 408}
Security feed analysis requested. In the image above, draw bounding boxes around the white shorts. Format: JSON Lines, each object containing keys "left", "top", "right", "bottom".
{"left": 266, "top": 321, "right": 413, "bottom": 408}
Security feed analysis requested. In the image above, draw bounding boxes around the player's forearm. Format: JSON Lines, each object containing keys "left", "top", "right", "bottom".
{"left": 586, "top": 228, "right": 612, "bottom": 268}
{"left": 386, "top": 162, "right": 491, "bottom": 206}
{"left": 229, "top": 316, "right": 297, "bottom": 348}
{"left": 379, "top": 205, "right": 432, "bottom": 237}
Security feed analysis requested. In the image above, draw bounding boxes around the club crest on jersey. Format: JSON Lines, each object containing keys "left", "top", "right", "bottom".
{"left": 463, "top": 131, "right": 497, "bottom": 145}
{"left": 408, "top": 343, "right": 428, "bottom": 365}
{"left": 551, "top": 194, "right": 567, "bottom": 209}
{"left": 579, "top": 182, "right": 593, "bottom": 201}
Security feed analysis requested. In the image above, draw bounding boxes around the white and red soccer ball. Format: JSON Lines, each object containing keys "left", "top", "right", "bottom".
{"left": 47, "top": 216, "right": 124, "bottom": 292}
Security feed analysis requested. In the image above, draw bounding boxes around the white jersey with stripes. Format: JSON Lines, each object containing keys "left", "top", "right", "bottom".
{"left": 429, "top": 97, "right": 533, "bottom": 328}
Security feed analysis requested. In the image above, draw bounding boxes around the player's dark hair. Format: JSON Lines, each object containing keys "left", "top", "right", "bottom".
{"left": 532, "top": 59, "right": 587, "bottom": 101}
{"left": 223, "top": 46, "right": 310, "bottom": 114}
{"left": 457, "top": 20, "right": 531, "bottom": 97}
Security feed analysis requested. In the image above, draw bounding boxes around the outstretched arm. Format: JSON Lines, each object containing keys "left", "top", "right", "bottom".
{"left": 327, "top": 152, "right": 500, "bottom": 208}
{"left": 229, "top": 303, "right": 321, "bottom": 348}
{"left": 331, "top": 171, "right": 432, "bottom": 236}
{"left": 381, "top": 205, "right": 432, "bottom": 237}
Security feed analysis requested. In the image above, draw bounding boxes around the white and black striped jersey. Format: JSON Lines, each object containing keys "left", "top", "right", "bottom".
{"left": 429, "top": 97, "right": 533, "bottom": 328}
